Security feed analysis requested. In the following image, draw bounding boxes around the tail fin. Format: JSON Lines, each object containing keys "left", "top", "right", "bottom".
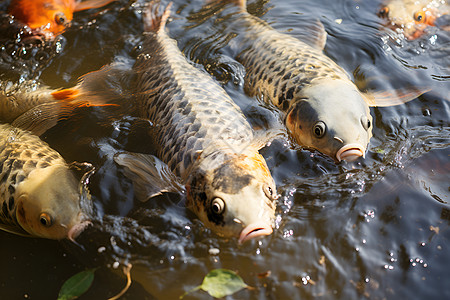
{"left": 143, "top": 2, "right": 173, "bottom": 33}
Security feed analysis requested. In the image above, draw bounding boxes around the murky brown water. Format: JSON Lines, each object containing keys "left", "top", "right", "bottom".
{"left": 0, "top": 0, "right": 449, "bottom": 299}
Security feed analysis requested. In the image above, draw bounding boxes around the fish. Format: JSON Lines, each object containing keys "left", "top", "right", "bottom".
{"left": 8, "top": 0, "right": 117, "bottom": 39}
{"left": 0, "top": 123, "right": 92, "bottom": 240}
{"left": 114, "top": 3, "right": 278, "bottom": 244}
{"left": 378, "top": 0, "right": 449, "bottom": 39}
{"left": 0, "top": 66, "right": 121, "bottom": 135}
{"left": 205, "top": 0, "right": 427, "bottom": 162}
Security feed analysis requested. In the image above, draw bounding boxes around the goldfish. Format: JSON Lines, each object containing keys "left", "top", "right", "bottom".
{"left": 0, "top": 123, "right": 92, "bottom": 240}
{"left": 378, "top": 0, "right": 449, "bottom": 39}
{"left": 205, "top": 0, "right": 426, "bottom": 162}
{"left": 114, "top": 3, "right": 278, "bottom": 243}
{"left": 8, "top": 0, "right": 117, "bottom": 39}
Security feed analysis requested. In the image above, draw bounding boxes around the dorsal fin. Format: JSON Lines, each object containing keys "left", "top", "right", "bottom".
{"left": 74, "top": 0, "right": 116, "bottom": 12}
{"left": 208, "top": 0, "right": 246, "bottom": 11}
{"left": 143, "top": 2, "right": 173, "bottom": 33}
{"left": 297, "top": 20, "right": 327, "bottom": 50}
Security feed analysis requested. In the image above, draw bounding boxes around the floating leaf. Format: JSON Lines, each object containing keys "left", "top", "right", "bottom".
{"left": 181, "top": 268, "right": 248, "bottom": 299}
{"left": 374, "top": 148, "right": 385, "bottom": 154}
{"left": 57, "top": 269, "right": 96, "bottom": 300}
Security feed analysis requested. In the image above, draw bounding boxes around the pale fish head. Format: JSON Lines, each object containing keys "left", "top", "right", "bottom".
{"left": 286, "top": 79, "right": 372, "bottom": 162}
{"left": 186, "top": 149, "right": 277, "bottom": 243}
{"left": 15, "top": 165, "right": 90, "bottom": 240}
{"left": 378, "top": 0, "right": 442, "bottom": 39}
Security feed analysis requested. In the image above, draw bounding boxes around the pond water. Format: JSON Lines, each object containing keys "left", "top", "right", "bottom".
{"left": 0, "top": 0, "right": 449, "bottom": 299}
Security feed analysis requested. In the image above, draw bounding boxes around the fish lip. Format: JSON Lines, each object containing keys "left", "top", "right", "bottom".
{"left": 336, "top": 144, "right": 366, "bottom": 162}
{"left": 238, "top": 222, "right": 273, "bottom": 244}
{"left": 67, "top": 220, "right": 92, "bottom": 242}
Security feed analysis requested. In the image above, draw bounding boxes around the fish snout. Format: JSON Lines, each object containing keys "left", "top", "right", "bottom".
{"left": 336, "top": 144, "right": 366, "bottom": 162}
{"left": 238, "top": 221, "right": 273, "bottom": 244}
{"left": 67, "top": 219, "right": 92, "bottom": 242}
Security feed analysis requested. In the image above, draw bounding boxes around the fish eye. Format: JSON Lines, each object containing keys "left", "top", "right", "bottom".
{"left": 39, "top": 213, "right": 53, "bottom": 227}
{"left": 263, "top": 184, "right": 278, "bottom": 200}
{"left": 54, "top": 12, "right": 67, "bottom": 25}
{"left": 413, "top": 11, "right": 426, "bottom": 23}
{"left": 211, "top": 198, "right": 225, "bottom": 215}
{"left": 361, "top": 116, "right": 371, "bottom": 131}
{"left": 378, "top": 6, "right": 389, "bottom": 18}
{"left": 312, "top": 121, "right": 326, "bottom": 138}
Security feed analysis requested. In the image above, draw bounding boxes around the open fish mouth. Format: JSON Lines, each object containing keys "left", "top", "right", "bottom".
{"left": 336, "top": 144, "right": 366, "bottom": 162}
{"left": 238, "top": 222, "right": 273, "bottom": 244}
{"left": 67, "top": 220, "right": 92, "bottom": 242}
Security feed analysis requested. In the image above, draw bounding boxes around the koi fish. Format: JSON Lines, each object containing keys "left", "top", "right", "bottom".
{"left": 0, "top": 66, "right": 120, "bottom": 135}
{"left": 8, "top": 0, "right": 117, "bottom": 39}
{"left": 114, "top": 3, "right": 278, "bottom": 243}
{"left": 378, "top": 0, "right": 449, "bottom": 39}
{"left": 207, "top": 0, "right": 427, "bottom": 162}
{"left": 0, "top": 123, "right": 92, "bottom": 240}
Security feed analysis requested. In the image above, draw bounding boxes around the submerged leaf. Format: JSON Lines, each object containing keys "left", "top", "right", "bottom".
{"left": 200, "top": 269, "right": 248, "bottom": 298}
{"left": 57, "top": 269, "right": 96, "bottom": 300}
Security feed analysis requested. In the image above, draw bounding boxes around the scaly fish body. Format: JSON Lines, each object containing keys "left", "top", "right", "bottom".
{"left": 378, "top": 0, "right": 449, "bottom": 39}
{"left": 216, "top": 0, "right": 372, "bottom": 162}
{"left": 0, "top": 123, "right": 90, "bottom": 240}
{"left": 117, "top": 4, "right": 277, "bottom": 243}
{"left": 8, "top": 0, "right": 116, "bottom": 39}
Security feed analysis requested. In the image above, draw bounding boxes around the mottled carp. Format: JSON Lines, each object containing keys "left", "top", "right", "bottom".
{"left": 378, "top": 0, "right": 449, "bottom": 39}
{"left": 8, "top": 0, "right": 117, "bottom": 39}
{"left": 207, "top": 0, "right": 427, "bottom": 162}
{"left": 0, "top": 67, "right": 120, "bottom": 135}
{"left": 0, "top": 123, "right": 92, "bottom": 240}
{"left": 114, "top": 3, "right": 278, "bottom": 243}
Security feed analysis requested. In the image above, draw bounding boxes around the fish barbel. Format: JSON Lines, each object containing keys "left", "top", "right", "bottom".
{"left": 8, "top": 0, "right": 117, "bottom": 39}
{"left": 378, "top": 0, "right": 449, "bottom": 39}
{"left": 114, "top": 3, "right": 278, "bottom": 243}
{"left": 0, "top": 123, "right": 91, "bottom": 240}
{"left": 207, "top": 0, "right": 426, "bottom": 162}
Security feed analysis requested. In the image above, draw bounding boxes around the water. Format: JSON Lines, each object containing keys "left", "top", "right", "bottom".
{"left": 0, "top": 0, "right": 449, "bottom": 299}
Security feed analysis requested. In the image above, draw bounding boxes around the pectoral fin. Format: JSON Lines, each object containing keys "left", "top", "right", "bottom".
{"left": 362, "top": 87, "right": 430, "bottom": 107}
{"left": 114, "top": 152, "right": 185, "bottom": 202}
{"left": 0, "top": 223, "right": 32, "bottom": 238}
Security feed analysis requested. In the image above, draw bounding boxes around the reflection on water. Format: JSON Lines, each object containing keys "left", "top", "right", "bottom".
{"left": 0, "top": 0, "right": 449, "bottom": 299}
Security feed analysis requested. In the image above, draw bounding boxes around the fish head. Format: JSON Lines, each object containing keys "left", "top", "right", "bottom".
{"left": 186, "top": 150, "right": 277, "bottom": 243}
{"left": 378, "top": 0, "right": 440, "bottom": 39}
{"left": 286, "top": 79, "right": 372, "bottom": 162}
{"left": 15, "top": 164, "right": 90, "bottom": 240}
{"left": 9, "top": 0, "right": 75, "bottom": 38}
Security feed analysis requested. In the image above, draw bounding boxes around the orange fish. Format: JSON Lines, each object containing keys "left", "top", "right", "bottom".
{"left": 8, "top": 0, "right": 116, "bottom": 39}
{"left": 378, "top": 0, "right": 449, "bottom": 39}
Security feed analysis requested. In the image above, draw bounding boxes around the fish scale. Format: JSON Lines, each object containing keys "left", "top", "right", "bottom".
{"left": 116, "top": 4, "right": 277, "bottom": 242}
{"left": 0, "top": 124, "right": 66, "bottom": 227}
{"left": 0, "top": 123, "right": 90, "bottom": 240}
{"left": 234, "top": 15, "right": 350, "bottom": 109}
{"left": 135, "top": 32, "right": 253, "bottom": 178}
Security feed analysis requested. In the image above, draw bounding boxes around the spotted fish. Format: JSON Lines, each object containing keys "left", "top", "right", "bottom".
{"left": 0, "top": 123, "right": 92, "bottom": 240}
{"left": 0, "top": 67, "right": 120, "bottom": 135}
{"left": 8, "top": 0, "right": 117, "bottom": 39}
{"left": 114, "top": 3, "right": 278, "bottom": 243}
{"left": 378, "top": 0, "right": 449, "bottom": 39}
{"left": 207, "top": 0, "right": 427, "bottom": 162}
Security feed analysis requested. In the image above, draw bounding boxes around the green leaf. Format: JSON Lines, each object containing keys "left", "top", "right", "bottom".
{"left": 200, "top": 269, "right": 248, "bottom": 298}
{"left": 374, "top": 148, "right": 385, "bottom": 154}
{"left": 57, "top": 269, "right": 96, "bottom": 300}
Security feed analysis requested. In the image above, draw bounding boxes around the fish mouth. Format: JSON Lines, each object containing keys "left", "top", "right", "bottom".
{"left": 67, "top": 220, "right": 92, "bottom": 242}
{"left": 238, "top": 222, "right": 273, "bottom": 244}
{"left": 336, "top": 144, "right": 366, "bottom": 162}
